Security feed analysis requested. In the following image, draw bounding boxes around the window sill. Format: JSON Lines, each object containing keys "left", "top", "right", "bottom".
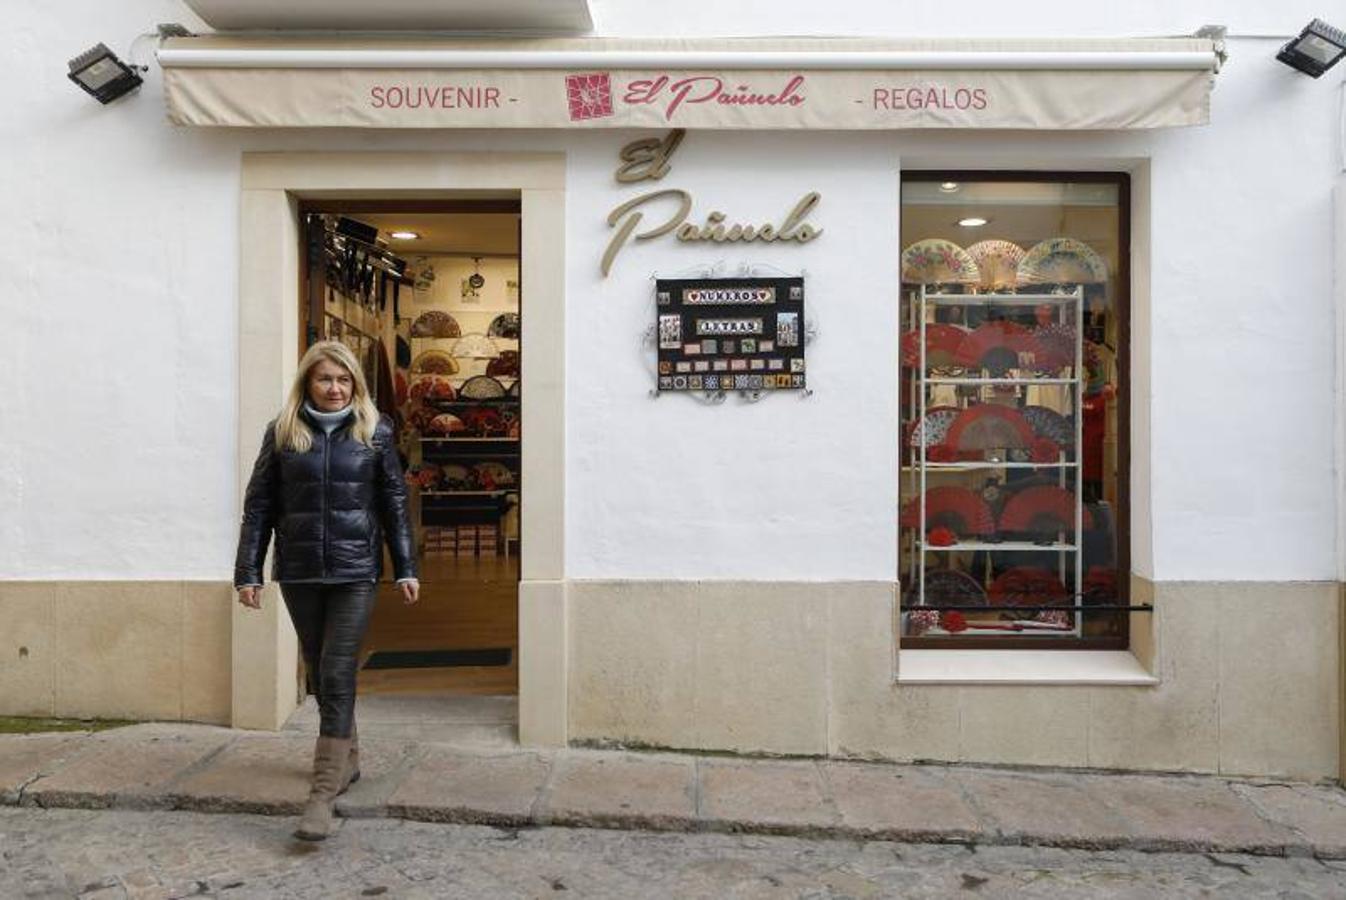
{"left": 895, "top": 649, "right": 1158, "bottom": 686}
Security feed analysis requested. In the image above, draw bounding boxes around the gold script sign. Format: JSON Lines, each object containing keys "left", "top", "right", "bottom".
{"left": 602, "top": 129, "right": 822, "bottom": 276}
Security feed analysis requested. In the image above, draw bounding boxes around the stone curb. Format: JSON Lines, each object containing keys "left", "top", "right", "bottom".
{"left": 3, "top": 785, "right": 1341, "bottom": 859}
{"left": 2, "top": 728, "right": 1343, "bottom": 859}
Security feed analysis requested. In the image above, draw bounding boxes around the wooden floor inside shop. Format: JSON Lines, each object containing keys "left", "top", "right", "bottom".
{"left": 357, "top": 555, "right": 519, "bottom": 695}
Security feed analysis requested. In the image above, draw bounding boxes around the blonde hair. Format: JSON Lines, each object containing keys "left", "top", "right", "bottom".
{"left": 275, "top": 341, "right": 381, "bottom": 452}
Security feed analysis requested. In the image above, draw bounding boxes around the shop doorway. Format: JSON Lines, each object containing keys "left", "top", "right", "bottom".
{"left": 299, "top": 199, "right": 522, "bottom": 697}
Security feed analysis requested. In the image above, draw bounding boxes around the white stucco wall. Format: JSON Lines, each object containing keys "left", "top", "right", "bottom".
{"left": 1, "top": 1, "right": 1343, "bottom": 582}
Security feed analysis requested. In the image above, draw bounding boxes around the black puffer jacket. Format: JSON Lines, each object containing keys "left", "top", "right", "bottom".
{"left": 233, "top": 412, "right": 417, "bottom": 588}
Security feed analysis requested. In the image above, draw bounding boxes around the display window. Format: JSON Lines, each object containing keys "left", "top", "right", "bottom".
{"left": 899, "top": 173, "right": 1129, "bottom": 649}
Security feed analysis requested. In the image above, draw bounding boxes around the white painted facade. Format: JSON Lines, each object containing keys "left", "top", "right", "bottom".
{"left": 2, "top": 1, "right": 1344, "bottom": 777}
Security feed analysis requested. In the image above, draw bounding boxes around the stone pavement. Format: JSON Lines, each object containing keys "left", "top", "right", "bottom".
{"left": 2, "top": 720, "right": 1345, "bottom": 860}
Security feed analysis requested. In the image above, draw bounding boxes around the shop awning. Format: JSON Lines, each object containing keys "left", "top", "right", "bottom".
{"left": 158, "top": 36, "right": 1220, "bottom": 130}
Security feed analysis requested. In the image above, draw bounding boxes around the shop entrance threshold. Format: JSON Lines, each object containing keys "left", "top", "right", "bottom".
{"left": 282, "top": 693, "right": 518, "bottom": 749}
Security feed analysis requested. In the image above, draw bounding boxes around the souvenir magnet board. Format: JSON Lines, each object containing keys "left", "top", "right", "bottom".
{"left": 654, "top": 276, "right": 806, "bottom": 393}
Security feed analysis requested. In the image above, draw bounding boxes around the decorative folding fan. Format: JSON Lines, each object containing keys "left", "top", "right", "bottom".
{"left": 1082, "top": 566, "right": 1118, "bottom": 604}
{"left": 966, "top": 240, "right": 1026, "bottom": 291}
{"left": 988, "top": 567, "right": 1069, "bottom": 607}
{"left": 409, "top": 375, "right": 457, "bottom": 402}
{"left": 474, "top": 461, "right": 515, "bottom": 489}
{"left": 451, "top": 333, "right": 501, "bottom": 360}
{"left": 488, "top": 313, "right": 521, "bottom": 339}
{"left": 409, "top": 350, "right": 459, "bottom": 376}
{"left": 1017, "top": 238, "right": 1108, "bottom": 285}
{"left": 487, "top": 350, "right": 520, "bottom": 378}
{"left": 461, "top": 407, "right": 506, "bottom": 436}
{"left": 903, "top": 569, "right": 988, "bottom": 609}
{"left": 901, "top": 239, "right": 980, "bottom": 285}
{"left": 945, "top": 404, "right": 1036, "bottom": 451}
{"left": 901, "top": 324, "right": 968, "bottom": 368}
{"left": 953, "top": 321, "right": 1040, "bottom": 373}
{"left": 506, "top": 378, "right": 520, "bottom": 399}
{"left": 899, "top": 486, "right": 996, "bottom": 536}
{"left": 1021, "top": 406, "right": 1074, "bottom": 446}
{"left": 426, "top": 413, "right": 466, "bottom": 436}
{"left": 998, "top": 486, "right": 1094, "bottom": 534}
{"left": 410, "top": 310, "right": 462, "bottom": 338}
{"left": 905, "top": 406, "right": 960, "bottom": 449}
{"left": 458, "top": 375, "right": 508, "bottom": 400}
{"left": 394, "top": 371, "right": 409, "bottom": 406}
{"left": 1029, "top": 324, "right": 1076, "bottom": 371}
{"left": 395, "top": 335, "right": 412, "bottom": 369}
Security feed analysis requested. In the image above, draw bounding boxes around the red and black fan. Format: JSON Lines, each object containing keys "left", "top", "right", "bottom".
{"left": 953, "top": 321, "right": 1039, "bottom": 374}
{"left": 988, "top": 567, "right": 1069, "bottom": 608}
{"left": 901, "top": 324, "right": 967, "bottom": 369}
{"left": 899, "top": 485, "right": 996, "bottom": 537}
{"left": 903, "top": 568, "right": 988, "bottom": 609}
{"left": 998, "top": 485, "right": 1094, "bottom": 535}
{"left": 945, "top": 404, "right": 1036, "bottom": 453}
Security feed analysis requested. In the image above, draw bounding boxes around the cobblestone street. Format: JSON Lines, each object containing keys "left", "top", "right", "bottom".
{"left": 5, "top": 806, "right": 1346, "bottom": 899}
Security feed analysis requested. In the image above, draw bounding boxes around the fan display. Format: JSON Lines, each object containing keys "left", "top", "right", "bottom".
{"left": 409, "top": 350, "right": 459, "bottom": 376}
{"left": 458, "top": 375, "right": 509, "bottom": 400}
{"left": 409, "top": 375, "right": 457, "bottom": 402}
{"left": 1017, "top": 238, "right": 1108, "bottom": 285}
{"left": 901, "top": 324, "right": 967, "bottom": 369}
{"left": 410, "top": 310, "right": 462, "bottom": 338}
{"left": 966, "top": 240, "right": 1026, "bottom": 292}
{"left": 998, "top": 485, "right": 1094, "bottom": 534}
{"left": 1021, "top": 406, "right": 1074, "bottom": 446}
{"left": 473, "top": 461, "right": 515, "bottom": 489}
{"left": 486, "top": 350, "right": 520, "bottom": 378}
{"left": 899, "top": 486, "right": 996, "bottom": 537}
{"left": 903, "top": 569, "right": 987, "bottom": 609}
{"left": 425, "top": 413, "right": 466, "bottom": 436}
{"left": 901, "top": 281, "right": 1102, "bottom": 641}
{"left": 452, "top": 333, "right": 501, "bottom": 360}
{"left": 901, "top": 239, "right": 980, "bottom": 285}
{"left": 944, "top": 404, "right": 1036, "bottom": 451}
{"left": 905, "top": 406, "right": 960, "bottom": 449}
{"left": 953, "top": 321, "right": 1039, "bottom": 373}
{"left": 488, "top": 313, "right": 521, "bottom": 339}
{"left": 988, "top": 567, "right": 1069, "bottom": 607}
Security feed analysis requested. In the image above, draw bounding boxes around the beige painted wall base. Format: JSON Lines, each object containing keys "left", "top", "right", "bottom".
{"left": 0, "top": 581, "right": 232, "bottom": 724}
{"left": 568, "top": 578, "right": 1341, "bottom": 780}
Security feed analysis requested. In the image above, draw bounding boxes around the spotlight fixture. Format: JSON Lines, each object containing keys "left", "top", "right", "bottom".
{"left": 957, "top": 217, "right": 989, "bottom": 227}
{"left": 389, "top": 231, "right": 421, "bottom": 240}
{"left": 67, "top": 43, "right": 143, "bottom": 104}
{"left": 939, "top": 182, "right": 961, "bottom": 193}
{"left": 1276, "top": 19, "right": 1346, "bottom": 78}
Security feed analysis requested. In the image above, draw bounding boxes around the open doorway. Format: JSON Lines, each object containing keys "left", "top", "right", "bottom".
{"left": 299, "top": 199, "right": 522, "bottom": 699}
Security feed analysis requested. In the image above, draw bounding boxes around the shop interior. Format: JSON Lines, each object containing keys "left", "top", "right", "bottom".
{"left": 898, "top": 177, "right": 1127, "bottom": 647}
{"left": 300, "top": 202, "right": 522, "bottom": 694}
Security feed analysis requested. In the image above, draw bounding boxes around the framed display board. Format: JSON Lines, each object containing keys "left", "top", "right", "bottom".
{"left": 654, "top": 276, "right": 806, "bottom": 393}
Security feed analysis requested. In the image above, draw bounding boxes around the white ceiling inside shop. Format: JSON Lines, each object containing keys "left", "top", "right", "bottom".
{"left": 354, "top": 213, "right": 520, "bottom": 257}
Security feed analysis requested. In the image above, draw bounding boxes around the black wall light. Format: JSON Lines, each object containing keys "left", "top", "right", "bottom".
{"left": 67, "top": 43, "right": 144, "bottom": 104}
{"left": 1276, "top": 19, "right": 1346, "bottom": 78}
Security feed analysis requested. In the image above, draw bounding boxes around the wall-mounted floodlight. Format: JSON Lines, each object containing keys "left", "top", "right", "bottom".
{"left": 1276, "top": 19, "right": 1346, "bottom": 78}
{"left": 67, "top": 43, "right": 144, "bottom": 103}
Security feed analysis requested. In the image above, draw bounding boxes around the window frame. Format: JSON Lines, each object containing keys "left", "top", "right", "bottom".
{"left": 899, "top": 170, "right": 1132, "bottom": 651}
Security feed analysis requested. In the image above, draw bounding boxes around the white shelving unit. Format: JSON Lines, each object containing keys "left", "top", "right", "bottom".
{"left": 904, "top": 285, "right": 1085, "bottom": 636}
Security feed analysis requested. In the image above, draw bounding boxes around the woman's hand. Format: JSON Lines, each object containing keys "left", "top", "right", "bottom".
{"left": 399, "top": 579, "right": 420, "bottom": 605}
{"left": 237, "top": 586, "right": 262, "bottom": 609}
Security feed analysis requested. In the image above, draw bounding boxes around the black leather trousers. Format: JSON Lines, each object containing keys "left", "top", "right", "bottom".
{"left": 280, "top": 581, "right": 377, "bottom": 738}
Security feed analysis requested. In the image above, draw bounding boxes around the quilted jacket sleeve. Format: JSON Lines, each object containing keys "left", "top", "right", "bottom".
{"left": 233, "top": 421, "right": 280, "bottom": 589}
{"left": 375, "top": 416, "right": 418, "bottom": 581}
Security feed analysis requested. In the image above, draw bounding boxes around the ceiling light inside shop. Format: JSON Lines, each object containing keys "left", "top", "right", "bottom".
{"left": 958, "top": 217, "right": 989, "bottom": 227}
{"left": 390, "top": 231, "right": 420, "bottom": 240}
{"left": 939, "top": 182, "right": 960, "bottom": 193}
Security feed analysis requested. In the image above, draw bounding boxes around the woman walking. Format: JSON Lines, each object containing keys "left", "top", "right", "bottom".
{"left": 234, "top": 340, "right": 419, "bottom": 841}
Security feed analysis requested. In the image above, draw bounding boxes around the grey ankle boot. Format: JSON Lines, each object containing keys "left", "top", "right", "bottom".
{"left": 294, "top": 735, "right": 351, "bottom": 841}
